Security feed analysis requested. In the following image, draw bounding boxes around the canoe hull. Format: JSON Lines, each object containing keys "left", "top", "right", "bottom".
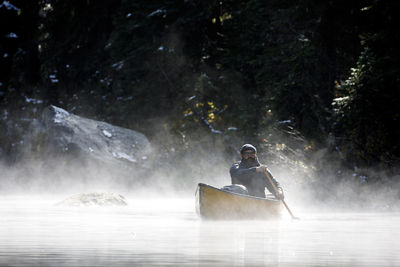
{"left": 195, "top": 183, "right": 283, "bottom": 220}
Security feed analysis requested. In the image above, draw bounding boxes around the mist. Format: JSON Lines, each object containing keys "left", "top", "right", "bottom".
{"left": 1, "top": 107, "right": 399, "bottom": 267}
{"left": 1, "top": 113, "right": 398, "bottom": 213}
{"left": 1, "top": 0, "right": 400, "bottom": 264}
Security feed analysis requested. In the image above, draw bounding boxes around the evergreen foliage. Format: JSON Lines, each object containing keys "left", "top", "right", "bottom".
{"left": 0, "top": 0, "right": 399, "bottom": 175}
{"left": 332, "top": 0, "right": 400, "bottom": 167}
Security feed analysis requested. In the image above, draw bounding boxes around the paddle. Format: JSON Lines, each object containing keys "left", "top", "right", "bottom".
{"left": 264, "top": 170, "right": 300, "bottom": 220}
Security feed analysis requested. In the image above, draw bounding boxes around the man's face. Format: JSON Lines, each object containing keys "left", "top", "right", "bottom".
{"left": 241, "top": 150, "right": 256, "bottom": 160}
{"left": 241, "top": 150, "right": 257, "bottom": 167}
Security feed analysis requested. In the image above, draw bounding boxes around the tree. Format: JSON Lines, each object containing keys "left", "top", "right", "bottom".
{"left": 332, "top": 0, "right": 400, "bottom": 167}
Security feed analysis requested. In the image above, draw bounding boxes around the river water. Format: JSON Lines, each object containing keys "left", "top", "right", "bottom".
{"left": 0, "top": 196, "right": 399, "bottom": 266}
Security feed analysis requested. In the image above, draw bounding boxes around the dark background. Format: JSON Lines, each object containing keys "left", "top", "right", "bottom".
{"left": 0, "top": 0, "right": 399, "bottom": 188}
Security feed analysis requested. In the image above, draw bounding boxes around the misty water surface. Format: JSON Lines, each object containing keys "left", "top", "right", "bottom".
{"left": 0, "top": 196, "right": 399, "bottom": 266}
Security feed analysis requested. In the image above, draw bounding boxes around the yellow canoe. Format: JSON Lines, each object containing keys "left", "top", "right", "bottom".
{"left": 195, "top": 183, "right": 283, "bottom": 220}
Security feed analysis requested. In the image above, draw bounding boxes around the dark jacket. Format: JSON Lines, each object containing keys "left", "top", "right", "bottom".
{"left": 229, "top": 160, "right": 282, "bottom": 198}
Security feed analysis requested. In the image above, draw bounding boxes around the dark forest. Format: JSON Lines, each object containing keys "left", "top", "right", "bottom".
{"left": 1, "top": 0, "right": 399, "bottom": 189}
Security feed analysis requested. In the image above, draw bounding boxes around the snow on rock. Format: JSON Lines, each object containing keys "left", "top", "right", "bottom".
{"left": 6, "top": 32, "right": 18, "bottom": 38}
{"left": 102, "top": 130, "right": 112, "bottom": 138}
{"left": 57, "top": 192, "right": 128, "bottom": 206}
{"left": 52, "top": 105, "right": 69, "bottom": 123}
{"left": 0, "top": 1, "right": 19, "bottom": 11}
{"left": 28, "top": 105, "right": 151, "bottom": 168}
{"left": 25, "top": 96, "right": 43, "bottom": 105}
{"left": 112, "top": 152, "right": 137, "bottom": 163}
{"left": 147, "top": 9, "right": 165, "bottom": 17}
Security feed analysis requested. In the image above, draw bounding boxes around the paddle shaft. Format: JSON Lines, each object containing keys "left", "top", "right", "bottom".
{"left": 264, "top": 170, "right": 299, "bottom": 220}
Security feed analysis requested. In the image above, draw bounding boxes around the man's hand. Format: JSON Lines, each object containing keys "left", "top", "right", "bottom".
{"left": 276, "top": 192, "right": 285, "bottom": 200}
{"left": 276, "top": 189, "right": 285, "bottom": 200}
{"left": 255, "top": 165, "right": 268, "bottom": 173}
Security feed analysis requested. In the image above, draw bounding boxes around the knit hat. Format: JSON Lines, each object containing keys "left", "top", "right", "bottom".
{"left": 240, "top": 144, "right": 257, "bottom": 154}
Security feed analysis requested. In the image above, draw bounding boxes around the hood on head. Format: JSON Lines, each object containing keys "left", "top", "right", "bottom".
{"left": 240, "top": 144, "right": 257, "bottom": 154}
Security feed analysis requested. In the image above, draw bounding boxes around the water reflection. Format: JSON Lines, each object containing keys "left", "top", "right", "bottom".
{"left": 0, "top": 196, "right": 399, "bottom": 266}
{"left": 198, "top": 220, "right": 281, "bottom": 266}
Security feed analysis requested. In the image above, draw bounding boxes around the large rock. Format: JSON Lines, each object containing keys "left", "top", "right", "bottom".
{"left": 56, "top": 192, "right": 128, "bottom": 206}
{"left": 29, "top": 105, "right": 151, "bottom": 167}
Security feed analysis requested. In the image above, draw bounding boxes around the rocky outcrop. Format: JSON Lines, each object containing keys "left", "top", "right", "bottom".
{"left": 28, "top": 105, "right": 151, "bottom": 167}
{"left": 56, "top": 192, "right": 128, "bottom": 206}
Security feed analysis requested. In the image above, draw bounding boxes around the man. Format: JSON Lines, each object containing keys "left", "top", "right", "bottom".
{"left": 230, "top": 144, "right": 284, "bottom": 199}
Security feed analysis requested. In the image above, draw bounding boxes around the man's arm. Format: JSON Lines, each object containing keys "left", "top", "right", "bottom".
{"left": 230, "top": 163, "right": 257, "bottom": 184}
{"left": 262, "top": 167, "right": 284, "bottom": 200}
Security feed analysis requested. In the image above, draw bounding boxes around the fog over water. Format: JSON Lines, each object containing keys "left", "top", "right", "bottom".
{"left": 1, "top": 134, "right": 399, "bottom": 266}
{"left": 0, "top": 195, "right": 400, "bottom": 266}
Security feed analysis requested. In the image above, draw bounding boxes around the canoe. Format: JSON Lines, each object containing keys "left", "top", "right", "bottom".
{"left": 195, "top": 183, "right": 283, "bottom": 220}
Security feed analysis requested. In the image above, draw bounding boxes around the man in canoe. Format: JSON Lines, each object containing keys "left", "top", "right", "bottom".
{"left": 230, "top": 144, "right": 284, "bottom": 199}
